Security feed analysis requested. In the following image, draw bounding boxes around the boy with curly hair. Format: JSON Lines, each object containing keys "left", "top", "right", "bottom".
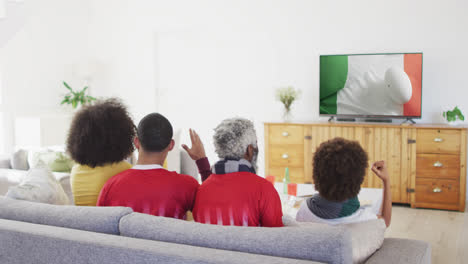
{"left": 296, "top": 137, "right": 392, "bottom": 227}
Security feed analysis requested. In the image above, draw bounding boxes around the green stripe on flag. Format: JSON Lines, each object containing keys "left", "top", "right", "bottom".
{"left": 320, "top": 56, "right": 348, "bottom": 114}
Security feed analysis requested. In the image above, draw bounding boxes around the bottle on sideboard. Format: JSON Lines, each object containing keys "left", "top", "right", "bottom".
{"left": 283, "top": 167, "right": 290, "bottom": 194}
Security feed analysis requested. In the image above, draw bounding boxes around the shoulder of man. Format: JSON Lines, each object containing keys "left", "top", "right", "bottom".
{"left": 173, "top": 171, "right": 200, "bottom": 186}
{"left": 104, "top": 168, "right": 134, "bottom": 186}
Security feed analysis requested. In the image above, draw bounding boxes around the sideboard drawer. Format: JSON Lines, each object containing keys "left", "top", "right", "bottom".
{"left": 269, "top": 125, "right": 304, "bottom": 145}
{"left": 416, "top": 154, "right": 460, "bottom": 180}
{"left": 268, "top": 167, "right": 306, "bottom": 183}
{"left": 417, "top": 129, "right": 460, "bottom": 154}
{"left": 416, "top": 178, "right": 459, "bottom": 205}
{"left": 269, "top": 146, "right": 304, "bottom": 167}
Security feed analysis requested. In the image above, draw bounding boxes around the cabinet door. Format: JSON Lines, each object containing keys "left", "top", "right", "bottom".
{"left": 304, "top": 125, "right": 366, "bottom": 185}
{"left": 359, "top": 127, "right": 414, "bottom": 204}
{"left": 304, "top": 126, "right": 335, "bottom": 184}
{"left": 401, "top": 128, "right": 417, "bottom": 205}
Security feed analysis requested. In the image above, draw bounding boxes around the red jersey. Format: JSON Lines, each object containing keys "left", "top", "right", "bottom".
{"left": 193, "top": 172, "right": 283, "bottom": 227}
{"left": 97, "top": 167, "right": 199, "bottom": 219}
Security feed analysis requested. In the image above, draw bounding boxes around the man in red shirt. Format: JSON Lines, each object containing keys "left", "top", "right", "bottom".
{"left": 97, "top": 113, "right": 210, "bottom": 220}
{"left": 193, "top": 118, "right": 283, "bottom": 227}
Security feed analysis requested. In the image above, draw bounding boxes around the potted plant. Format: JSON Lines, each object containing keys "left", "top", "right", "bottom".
{"left": 276, "top": 86, "right": 300, "bottom": 122}
{"left": 60, "top": 81, "right": 96, "bottom": 109}
{"left": 443, "top": 106, "right": 465, "bottom": 125}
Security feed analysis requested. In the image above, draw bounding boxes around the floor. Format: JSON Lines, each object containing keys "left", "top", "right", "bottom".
{"left": 386, "top": 205, "right": 468, "bottom": 264}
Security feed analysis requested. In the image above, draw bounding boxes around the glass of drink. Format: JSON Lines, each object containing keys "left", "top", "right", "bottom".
{"left": 287, "top": 183, "right": 297, "bottom": 196}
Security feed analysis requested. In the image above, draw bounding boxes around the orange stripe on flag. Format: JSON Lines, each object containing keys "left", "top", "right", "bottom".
{"left": 403, "top": 54, "right": 422, "bottom": 117}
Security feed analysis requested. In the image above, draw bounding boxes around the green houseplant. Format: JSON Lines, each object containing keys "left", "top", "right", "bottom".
{"left": 276, "top": 86, "right": 301, "bottom": 122}
{"left": 443, "top": 106, "right": 465, "bottom": 124}
{"left": 60, "top": 81, "right": 96, "bottom": 109}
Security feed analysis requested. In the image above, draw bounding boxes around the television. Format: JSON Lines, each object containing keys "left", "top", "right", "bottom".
{"left": 319, "top": 53, "right": 422, "bottom": 120}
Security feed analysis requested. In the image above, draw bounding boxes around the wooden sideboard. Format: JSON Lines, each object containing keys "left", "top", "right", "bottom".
{"left": 264, "top": 122, "right": 467, "bottom": 211}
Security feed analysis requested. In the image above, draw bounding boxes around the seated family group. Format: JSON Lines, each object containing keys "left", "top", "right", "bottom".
{"left": 67, "top": 99, "right": 391, "bottom": 228}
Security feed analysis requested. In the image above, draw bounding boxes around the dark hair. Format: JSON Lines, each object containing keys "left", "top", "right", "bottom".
{"left": 66, "top": 98, "right": 136, "bottom": 168}
{"left": 137, "top": 113, "right": 173, "bottom": 152}
{"left": 313, "top": 137, "right": 368, "bottom": 202}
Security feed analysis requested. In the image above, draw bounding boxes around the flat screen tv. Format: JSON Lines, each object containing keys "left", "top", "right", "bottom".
{"left": 319, "top": 53, "right": 422, "bottom": 119}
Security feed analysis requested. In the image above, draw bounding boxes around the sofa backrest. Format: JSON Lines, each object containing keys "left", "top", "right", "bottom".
{"left": 0, "top": 196, "right": 132, "bottom": 235}
{"left": 119, "top": 212, "right": 352, "bottom": 264}
{"left": 0, "top": 218, "right": 318, "bottom": 264}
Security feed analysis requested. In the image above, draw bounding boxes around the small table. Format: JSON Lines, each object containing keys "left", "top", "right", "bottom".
{"left": 274, "top": 182, "right": 383, "bottom": 218}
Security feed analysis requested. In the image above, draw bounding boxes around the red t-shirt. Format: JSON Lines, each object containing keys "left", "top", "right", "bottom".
{"left": 97, "top": 168, "right": 199, "bottom": 219}
{"left": 193, "top": 172, "right": 283, "bottom": 227}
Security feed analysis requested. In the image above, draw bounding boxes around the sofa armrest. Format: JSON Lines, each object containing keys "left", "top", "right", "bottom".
{"left": 0, "top": 155, "right": 12, "bottom": 169}
{"left": 365, "top": 238, "right": 431, "bottom": 264}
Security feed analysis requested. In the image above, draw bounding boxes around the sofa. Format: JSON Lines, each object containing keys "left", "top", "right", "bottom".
{"left": 0, "top": 197, "right": 431, "bottom": 264}
{"left": 0, "top": 148, "right": 75, "bottom": 203}
{"left": 0, "top": 139, "right": 199, "bottom": 206}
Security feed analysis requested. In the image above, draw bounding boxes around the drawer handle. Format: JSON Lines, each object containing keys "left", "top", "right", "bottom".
{"left": 433, "top": 187, "right": 442, "bottom": 193}
{"left": 434, "top": 137, "right": 443, "bottom": 142}
{"left": 282, "top": 153, "right": 289, "bottom": 159}
{"left": 433, "top": 161, "right": 443, "bottom": 167}
{"left": 282, "top": 132, "right": 289, "bottom": 137}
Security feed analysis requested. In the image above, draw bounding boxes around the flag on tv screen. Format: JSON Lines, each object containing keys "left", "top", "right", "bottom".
{"left": 320, "top": 53, "right": 422, "bottom": 117}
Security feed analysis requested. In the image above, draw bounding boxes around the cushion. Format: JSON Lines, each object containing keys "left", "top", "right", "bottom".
{"left": 287, "top": 216, "right": 386, "bottom": 264}
{"left": 28, "top": 149, "right": 74, "bottom": 172}
{"left": 48, "top": 152, "right": 74, "bottom": 172}
{"left": 6, "top": 167, "right": 70, "bottom": 205}
{"left": 10, "top": 149, "right": 29, "bottom": 170}
{"left": 0, "top": 196, "right": 133, "bottom": 235}
{"left": 119, "top": 212, "right": 352, "bottom": 264}
{"left": 0, "top": 169, "right": 26, "bottom": 196}
{"left": 0, "top": 154, "right": 12, "bottom": 169}
{"left": 345, "top": 219, "right": 386, "bottom": 263}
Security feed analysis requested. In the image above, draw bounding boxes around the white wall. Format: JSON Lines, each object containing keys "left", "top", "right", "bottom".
{"left": 88, "top": 0, "right": 468, "bottom": 178}
{"left": 0, "top": 0, "right": 90, "bottom": 153}
{"left": 87, "top": 0, "right": 157, "bottom": 122}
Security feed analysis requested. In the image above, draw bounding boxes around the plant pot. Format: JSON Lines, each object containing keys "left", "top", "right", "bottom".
{"left": 447, "top": 120, "right": 465, "bottom": 126}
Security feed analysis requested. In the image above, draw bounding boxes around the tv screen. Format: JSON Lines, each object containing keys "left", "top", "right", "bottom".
{"left": 320, "top": 53, "right": 422, "bottom": 118}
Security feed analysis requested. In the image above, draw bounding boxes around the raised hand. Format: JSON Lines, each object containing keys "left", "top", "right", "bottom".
{"left": 371, "top": 160, "right": 389, "bottom": 183}
{"left": 182, "top": 129, "right": 206, "bottom": 161}
{"left": 372, "top": 160, "right": 392, "bottom": 227}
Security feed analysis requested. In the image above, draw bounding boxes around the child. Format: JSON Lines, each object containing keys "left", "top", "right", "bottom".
{"left": 296, "top": 137, "right": 392, "bottom": 227}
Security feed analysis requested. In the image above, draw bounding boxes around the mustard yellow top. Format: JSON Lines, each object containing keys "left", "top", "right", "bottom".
{"left": 70, "top": 161, "right": 132, "bottom": 206}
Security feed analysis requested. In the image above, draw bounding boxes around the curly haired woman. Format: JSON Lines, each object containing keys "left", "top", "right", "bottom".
{"left": 296, "top": 137, "right": 392, "bottom": 227}
{"left": 67, "top": 98, "right": 136, "bottom": 206}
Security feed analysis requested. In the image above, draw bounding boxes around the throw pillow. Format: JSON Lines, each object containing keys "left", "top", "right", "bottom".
{"left": 28, "top": 149, "right": 74, "bottom": 172}
{"left": 10, "top": 149, "right": 29, "bottom": 170}
{"left": 6, "top": 166, "right": 70, "bottom": 205}
{"left": 27, "top": 149, "right": 54, "bottom": 169}
{"left": 48, "top": 152, "right": 74, "bottom": 172}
